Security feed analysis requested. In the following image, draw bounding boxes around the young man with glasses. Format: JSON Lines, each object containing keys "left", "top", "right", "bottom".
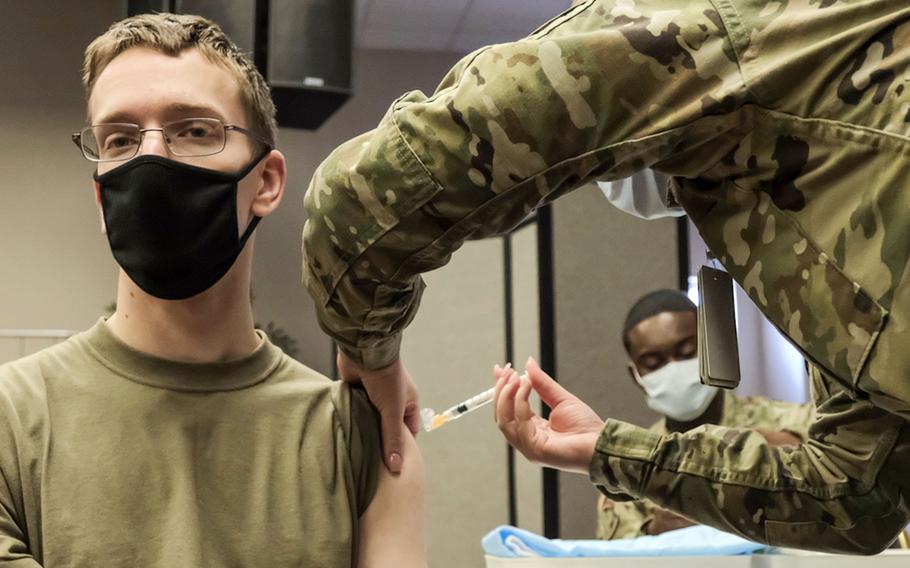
{"left": 0, "top": 13, "right": 425, "bottom": 567}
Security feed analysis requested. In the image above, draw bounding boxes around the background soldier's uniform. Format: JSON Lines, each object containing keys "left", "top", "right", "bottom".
{"left": 596, "top": 391, "right": 814, "bottom": 539}
{"left": 302, "top": 0, "right": 910, "bottom": 552}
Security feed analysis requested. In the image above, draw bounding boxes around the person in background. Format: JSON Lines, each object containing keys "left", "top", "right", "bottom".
{"left": 597, "top": 289, "right": 813, "bottom": 540}
{"left": 0, "top": 13, "right": 425, "bottom": 567}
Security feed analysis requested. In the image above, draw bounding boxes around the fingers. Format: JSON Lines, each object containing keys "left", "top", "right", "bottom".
{"left": 380, "top": 415, "right": 405, "bottom": 474}
{"left": 492, "top": 363, "right": 512, "bottom": 423}
{"left": 402, "top": 371, "right": 421, "bottom": 437}
{"left": 496, "top": 371, "right": 521, "bottom": 426}
{"left": 525, "top": 356, "right": 572, "bottom": 408}
{"left": 496, "top": 372, "right": 542, "bottom": 464}
{"left": 496, "top": 371, "right": 535, "bottom": 430}
{"left": 515, "top": 374, "right": 533, "bottom": 422}
{"left": 404, "top": 402, "right": 420, "bottom": 437}
{"left": 359, "top": 358, "right": 417, "bottom": 475}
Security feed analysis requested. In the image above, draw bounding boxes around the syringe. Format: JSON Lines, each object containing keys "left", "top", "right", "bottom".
{"left": 421, "top": 387, "right": 495, "bottom": 432}
{"left": 421, "top": 367, "right": 526, "bottom": 432}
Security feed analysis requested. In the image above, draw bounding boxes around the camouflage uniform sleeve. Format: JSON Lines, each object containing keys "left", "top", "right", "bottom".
{"left": 596, "top": 494, "right": 656, "bottom": 540}
{"left": 302, "top": 0, "right": 748, "bottom": 369}
{"left": 731, "top": 394, "right": 815, "bottom": 442}
{"left": 591, "top": 366, "right": 910, "bottom": 553}
{"left": 765, "top": 400, "right": 815, "bottom": 441}
{"left": 773, "top": 401, "right": 815, "bottom": 442}
{"left": 596, "top": 416, "right": 668, "bottom": 540}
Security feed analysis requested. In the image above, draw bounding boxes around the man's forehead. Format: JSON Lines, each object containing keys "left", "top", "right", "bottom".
{"left": 88, "top": 46, "right": 244, "bottom": 124}
{"left": 629, "top": 311, "right": 696, "bottom": 350}
{"left": 92, "top": 101, "right": 227, "bottom": 126}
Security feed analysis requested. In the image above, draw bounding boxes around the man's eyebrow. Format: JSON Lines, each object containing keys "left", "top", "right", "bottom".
{"left": 634, "top": 334, "right": 697, "bottom": 361}
{"left": 636, "top": 344, "right": 679, "bottom": 360}
{"left": 93, "top": 103, "right": 226, "bottom": 125}
{"left": 92, "top": 111, "right": 138, "bottom": 125}
{"left": 163, "top": 102, "right": 225, "bottom": 119}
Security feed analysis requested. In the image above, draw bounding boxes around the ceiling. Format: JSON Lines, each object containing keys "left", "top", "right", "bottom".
{"left": 355, "top": 0, "right": 573, "bottom": 53}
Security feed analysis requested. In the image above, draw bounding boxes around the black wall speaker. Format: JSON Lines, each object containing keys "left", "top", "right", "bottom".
{"left": 127, "top": 0, "right": 353, "bottom": 130}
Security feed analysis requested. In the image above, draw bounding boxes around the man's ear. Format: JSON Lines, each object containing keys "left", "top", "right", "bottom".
{"left": 250, "top": 149, "right": 286, "bottom": 218}
{"left": 93, "top": 180, "right": 106, "bottom": 234}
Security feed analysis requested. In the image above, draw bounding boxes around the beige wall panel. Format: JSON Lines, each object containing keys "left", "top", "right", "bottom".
{"left": 404, "top": 239, "right": 508, "bottom": 568}
{"left": 252, "top": 48, "right": 462, "bottom": 373}
{"left": 552, "top": 185, "right": 678, "bottom": 538}
{"left": 510, "top": 224, "right": 545, "bottom": 535}
{"left": 0, "top": 100, "right": 119, "bottom": 345}
{"left": 0, "top": 0, "right": 124, "bottom": 349}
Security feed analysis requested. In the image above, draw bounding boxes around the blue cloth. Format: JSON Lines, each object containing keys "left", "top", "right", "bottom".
{"left": 482, "top": 525, "right": 767, "bottom": 558}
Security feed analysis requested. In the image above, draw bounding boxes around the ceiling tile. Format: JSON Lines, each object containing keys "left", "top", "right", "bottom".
{"left": 366, "top": 0, "right": 472, "bottom": 28}
{"left": 355, "top": 0, "right": 573, "bottom": 53}
{"left": 360, "top": 25, "right": 453, "bottom": 51}
{"left": 459, "top": 0, "right": 570, "bottom": 34}
{"left": 449, "top": 31, "right": 519, "bottom": 54}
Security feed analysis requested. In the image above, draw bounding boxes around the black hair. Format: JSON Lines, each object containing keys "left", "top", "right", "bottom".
{"left": 622, "top": 289, "right": 696, "bottom": 353}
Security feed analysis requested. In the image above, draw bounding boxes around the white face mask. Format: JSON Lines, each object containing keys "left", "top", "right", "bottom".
{"left": 631, "top": 358, "right": 719, "bottom": 422}
{"left": 595, "top": 171, "right": 685, "bottom": 220}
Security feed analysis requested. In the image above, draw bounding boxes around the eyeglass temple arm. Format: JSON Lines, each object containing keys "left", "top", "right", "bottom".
{"left": 225, "top": 125, "right": 272, "bottom": 150}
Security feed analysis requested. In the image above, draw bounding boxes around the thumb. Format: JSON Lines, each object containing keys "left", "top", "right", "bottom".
{"left": 525, "top": 356, "right": 572, "bottom": 407}
{"left": 404, "top": 402, "right": 420, "bottom": 436}
{"left": 380, "top": 414, "right": 405, "bottom": 474}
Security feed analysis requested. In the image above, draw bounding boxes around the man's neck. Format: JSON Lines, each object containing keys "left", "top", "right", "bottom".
{"left": 664, "top": 390, "right": 725, "bottom": 433}
{"left": 106, "top": 263, "right": 260, "bottom": 363}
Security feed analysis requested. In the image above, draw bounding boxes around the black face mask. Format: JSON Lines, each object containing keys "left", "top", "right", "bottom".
{"left": 94, "top": 150, "right": 269, "bottom": 300}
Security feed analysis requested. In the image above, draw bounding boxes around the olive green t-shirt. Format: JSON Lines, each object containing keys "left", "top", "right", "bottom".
{"left": 0, "top": 319, "right": 381, "bottom": 567}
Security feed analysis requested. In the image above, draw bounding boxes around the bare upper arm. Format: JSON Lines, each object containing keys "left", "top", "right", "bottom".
{"left": 357, "top": 428, "right": 426, "bottom": 568}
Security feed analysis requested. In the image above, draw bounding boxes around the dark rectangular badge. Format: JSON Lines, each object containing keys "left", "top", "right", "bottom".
{"left": 697, "top": 265, "right": 742, "bottom": 389}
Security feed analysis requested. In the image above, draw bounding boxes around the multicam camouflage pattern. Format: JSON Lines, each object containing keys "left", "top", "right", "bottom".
{"left": 592, "top": 366, "right": 909, "bottom": 552}
{"left": 302, "top": 0, "right": 910, "bottom": 552}
{"left": 596, "top": 391, "right": 814, "bottom": 539}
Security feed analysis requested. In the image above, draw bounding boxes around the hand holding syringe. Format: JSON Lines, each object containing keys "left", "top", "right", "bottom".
{"left": 421, "top": 363, "right": 524, "bottom": 432}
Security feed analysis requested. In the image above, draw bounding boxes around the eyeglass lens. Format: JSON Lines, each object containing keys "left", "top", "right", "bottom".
{"left": 81, "top": 118, "right": 227, "bottom": 161}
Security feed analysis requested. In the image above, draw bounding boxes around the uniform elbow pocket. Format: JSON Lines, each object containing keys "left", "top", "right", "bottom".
{"left": 764, "top": 504, "right": 908, "bottom": 554}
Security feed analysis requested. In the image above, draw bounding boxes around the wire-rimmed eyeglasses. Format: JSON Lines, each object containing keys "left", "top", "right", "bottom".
{"left": 71, "top": 117, "right": 271, "bottom": 162}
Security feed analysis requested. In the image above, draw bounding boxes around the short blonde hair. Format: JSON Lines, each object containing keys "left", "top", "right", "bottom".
{"left": 83, "top": 12, "right": 277, "bottom": 146}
